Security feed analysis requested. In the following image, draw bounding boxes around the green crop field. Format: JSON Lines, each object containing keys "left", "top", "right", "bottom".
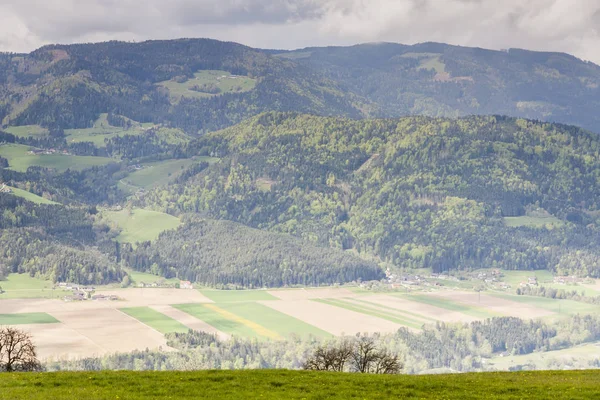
{"left": 400, "top": 294, "right": 498, "bottom": 319}
{"left": 120, "top": 307, "right": 189, "bottom": 334}
{"left": 103, "top": 208, "right": 181, "bottom": 245}
{"left": 0, "top": 273, "right": 69, "bottom": 299}
{"left": 0, "top": 312, "right": 58, "bottom": 325}
{"left": 6, "top": 186, "right": 58, "bottom": 205}
{"left": 157, "top": 70, "right": 257, "bottom": 102}
{"left": 214, "top": 302, "right": 330, "bottom": 339}
{"left": 1, "top": 370, "right": 600, "bottom": 399}
{"left": 199, "top": 290, "right": 278, "bottom": 303}
{"left": 173, "top": 302, "right": 328, "bottom": 340}
{"left": 173, "top": 303, "right": 262, "bottom": 338}
{"left": 119, "top": 157, "right": 218, "bottom": 191}
{"left": 490, "top": 293, "right": 600, "bottom": 315}
{"left": 4, "top": 125, "right": 48, "bottom": 137}
{"left": 0, "top": 144, "right": 113, "bottom": 172}
{"left": 314, "top": 298, "right": 424, "bottom": 329}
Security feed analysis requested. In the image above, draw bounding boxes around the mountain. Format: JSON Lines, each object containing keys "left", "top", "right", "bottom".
{"left": 1, "top": 38, "right": 600, "bottom": 287}
{"left": 133, "top": 112, "right": 600, "bottom": 278}
{"left": 272, "top": 42, "right": 600, "bottom": 132}
{"left": 1, "top": 39, "right": 600, "bottom": 134}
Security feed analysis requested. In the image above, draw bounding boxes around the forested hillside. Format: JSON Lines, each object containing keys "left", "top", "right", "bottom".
{"left": 274, "top": 42, "right": 600, "bottom": 132}
{"left": 1, "top": 39, "right": 600, "bottom": 134}
{"left": 1, "top": 38, "right": 600, "bottom": 286}
{"left": 137, "top": 113, "right": 600, "bottom": 276}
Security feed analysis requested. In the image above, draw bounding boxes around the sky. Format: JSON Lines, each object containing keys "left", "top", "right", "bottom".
{"left": 1, "top": 0, "right": 599, "bottom": 63}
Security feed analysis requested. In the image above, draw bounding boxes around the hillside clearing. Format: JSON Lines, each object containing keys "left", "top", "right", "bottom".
{"left": 0, "top": 143, "right": 113, "bottom": 172}
{"left": 5, "top": 186, "right": 58, "bottom": 205}
{"left": 103, "top": 208, "right": 181, "bottom": 245}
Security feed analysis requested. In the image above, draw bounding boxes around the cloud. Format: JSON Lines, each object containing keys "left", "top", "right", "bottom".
{"left": 0, "top": 0, "right": 599, "bottom": 64}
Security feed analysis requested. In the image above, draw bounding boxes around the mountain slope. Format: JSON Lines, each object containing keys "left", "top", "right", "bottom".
{"left": 137, "top": 112, "right": 600, "bottom": 275}
{"left": 2, "top": 39, "right": 600, "bottom": 134}
{"left": 273, "top": 42, "right": 600, "bottom": 132}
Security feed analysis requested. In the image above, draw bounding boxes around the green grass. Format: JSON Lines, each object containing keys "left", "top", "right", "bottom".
{"left": 215, "top": 302, "right": 330, "bottom": 339}
{"left": 120, "top": 157, "right": 218, "bottom": 191}
{"left": 401, "top": 294, "right": 498, "bottom": 319}
{"left": 104, "top": 208, "right": 181, "bottom": 244}
{"left": 504, "top": 215, "right": 562, "bottom": 228}
{"left": 500, "top": 270, "right": 555, "bottom": 286}
{"left": 4, "top": 125, "right": 48, "bottom": 137}
{"left": 490, "top": 293, "right": 600, "bottom": 315}
{"left": 199, "top": 290, "right": 277, "bottom": 303}
{"left": 173, "top": 303, "right": 261, "bottom": 338}
{"left": 0, "top": 312, "right": 58, "bottom": 325}
{"left": 5, "top": 186, "right": 58, "bottom": 205}
{"left": 2, "top": 370, "right": 600, "bottom": 399}
{"left": 314, "top": 298, "right": 424, "bottom": 329}
{"left": 0, "top": 144, "right": 112, "bottom": 172}
{"left": 120, "top": 307, "right": 189, "bottom": 334}
{"left": 64, "top": 113, "right": 158, "bottom": 147}
{"left": 0, "top": 273, "right": 69, "bottom": 299}
{"left": 127, "top": 270, "right": 180, "bottom": 285}
{"left": 157, "top": 70, "right": 257, "bottom": 102}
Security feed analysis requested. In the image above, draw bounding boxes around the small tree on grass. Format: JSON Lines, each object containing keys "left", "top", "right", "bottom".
{"left": 0, "top": 327, "right": 42, "bottom": 372}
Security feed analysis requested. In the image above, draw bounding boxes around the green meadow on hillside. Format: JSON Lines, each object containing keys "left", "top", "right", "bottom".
{"left": 103, "top": 208, "right": 181, "bottom": 244}
{"left": 157, "top": 70, "right": 257, "bottom": 102}
{"left": 5, "top": 186, "right": 58, "bottom": 205}
{"left": 1, "top": 370, "right": 599, "bottom": 399}
{"left": 118, "top": 157, "right": 218, "bottom": 193}
{"left": 4, "top": 125, "right": 48, "bottom": 137}
{"left": 0, "top": 144, "right": 112, "bottom": 172}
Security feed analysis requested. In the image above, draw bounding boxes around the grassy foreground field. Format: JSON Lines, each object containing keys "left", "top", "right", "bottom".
{"left": 1, "top": 370, "right": 599, "bottom": 399}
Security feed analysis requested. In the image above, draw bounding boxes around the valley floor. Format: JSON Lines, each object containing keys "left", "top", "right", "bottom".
{"left": 1, "top": 370, "right": 599, "bottom": 399}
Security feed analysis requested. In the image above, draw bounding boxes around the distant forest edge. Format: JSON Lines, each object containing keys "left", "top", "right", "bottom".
{"left": 1, "top": 111, "right": 600, "bottom": 286}
{"left": 1, "top": 38, "right": 600, "bottom": 134}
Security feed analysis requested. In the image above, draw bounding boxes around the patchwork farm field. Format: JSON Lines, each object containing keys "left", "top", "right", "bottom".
{"left": 2, "top": 281, "right": 599, "bottom": 361}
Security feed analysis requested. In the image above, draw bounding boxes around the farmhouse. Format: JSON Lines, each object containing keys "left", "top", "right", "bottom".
{"left": 0, "top": 183, "right": 10, "bottom": 193}
{"left": 180, "top": 280, "right": 194, "bottom": 289}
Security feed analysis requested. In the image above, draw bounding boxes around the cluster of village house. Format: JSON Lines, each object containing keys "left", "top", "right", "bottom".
{"left": 136, "top": 280, "right": 193, "bottom": 289}
{"left": 59, "top": 280, "right": 194, "bottom": 301}
{"left": 28, "top": 148, "right": 70, "bottom": 156}
{"left": 384, "top": 267, "right": 588, "bottom": 291}
{"left": 0, "top": 183, "right": 11, "bottom": 193}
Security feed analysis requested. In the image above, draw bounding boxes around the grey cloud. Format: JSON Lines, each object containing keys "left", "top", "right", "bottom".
{"left": 0, "top": 0, "right": 599, "bottom": 65}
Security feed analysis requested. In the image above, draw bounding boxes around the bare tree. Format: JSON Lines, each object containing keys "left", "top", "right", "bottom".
{"left": 304, "top": 335, "right": 402, "bottom": 374}
{"left": 351, "top": 336, "right": 379, "bottom": 373}
{"left": 0, "top": 327, "right": 42, "bottom": 372}
{"left": 373, "top": 349, "right": 402, "bottom": 374}
{"left": 302, "top": 339, "right": 353, "bottom": 372}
